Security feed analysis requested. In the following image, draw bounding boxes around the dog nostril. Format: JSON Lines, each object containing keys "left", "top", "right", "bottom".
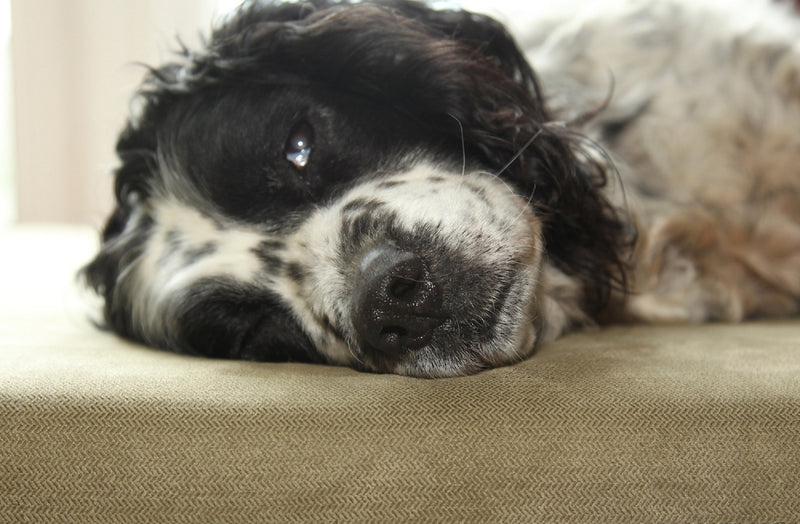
{"left": 379, "top": 326, "right": 407, "bottom": 349}
{"left": 388, "top": 277, "right": 419, "bottom": 301}
{"left": 353, "top": 246, "right": 446, "bottom": 356}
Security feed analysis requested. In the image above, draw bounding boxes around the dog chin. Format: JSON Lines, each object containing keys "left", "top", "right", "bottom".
{"left": 384, "top": 275, "right": 541, "bottom": 378}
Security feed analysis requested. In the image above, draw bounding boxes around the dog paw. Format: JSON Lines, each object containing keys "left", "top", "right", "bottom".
{"left": 622, "top": 207, "right": 800, "bottom": 325}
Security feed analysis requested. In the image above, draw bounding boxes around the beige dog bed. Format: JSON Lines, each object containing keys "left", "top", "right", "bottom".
{"left": 2, "top": 226, "right": 798, "bottom": 522}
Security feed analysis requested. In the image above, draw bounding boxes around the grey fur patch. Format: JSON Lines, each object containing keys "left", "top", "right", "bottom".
{"left": 376, "top": 180, "right": 405, "bottom": 189}
{"left": 253, "top": 240, "right": 286, "bottom": 274}
{"left": 342, "top": 198, "right": 386, "bottom": 214}
{"left": 466, "top": 185, "right": 490, "bottom": 205}
{"left": 183, "top": 241, "right": 218, "bottom": 265}
{"left": 286, "top": 262, "right": 308, "bottom": 285}
{"left": 164, "top": 229, "right": 183, "bottom": 250}
{"left": 157, "top": 229, "right": 184, "bottom": 268}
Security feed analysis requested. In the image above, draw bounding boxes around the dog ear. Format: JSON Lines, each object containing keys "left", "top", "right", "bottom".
{"left": 80, "top": 108, "right": 160, "bottom": 337}
{"left": 372, "top": 1, "right": 631, "bottom": 310}
{"left": 525, "top": 139, "right": 632, "bottom": 311}
{"left": 300, "top": 2, "right": 631, "bottom": 310}
{"left": 420, "top": 4, "right": 632, "bottom": 310}
{"left": 376, "top": 0, "right": 542, "bottom": 95}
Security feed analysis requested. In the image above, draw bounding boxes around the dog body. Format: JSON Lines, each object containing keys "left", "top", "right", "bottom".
{"left": 522, "top": 0, "right": 800, "bottom": 326}
{"left": 84, "top": 0, "right": 800, "bottom": 377}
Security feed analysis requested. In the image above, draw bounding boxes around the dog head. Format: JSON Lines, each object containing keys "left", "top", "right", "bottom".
{"left": 83, "top": 0, "right": 626, "bottom": 377}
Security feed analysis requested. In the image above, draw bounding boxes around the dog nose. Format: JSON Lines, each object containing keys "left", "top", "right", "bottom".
{"left": 353, "top": 246, "right": 446, "bottom": 356}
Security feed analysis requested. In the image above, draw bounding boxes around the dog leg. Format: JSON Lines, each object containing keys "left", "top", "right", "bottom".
{"left": 614, "top": 200, "right": 800, "bottom": 324}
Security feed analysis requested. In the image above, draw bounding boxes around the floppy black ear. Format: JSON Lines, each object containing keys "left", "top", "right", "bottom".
{"left": 372, "top": 0, "right": 631, "bottom": 309}
{"left": 376, "top": 0, "right": 544, "bottom": 96}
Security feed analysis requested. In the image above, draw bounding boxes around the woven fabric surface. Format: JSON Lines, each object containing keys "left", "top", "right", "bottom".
{"left": 2, "top": 226, "right": 799, "bottom": 523}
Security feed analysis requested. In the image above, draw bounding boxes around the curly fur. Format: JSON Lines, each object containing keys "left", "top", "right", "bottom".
{"left": 83, "top": 0, "right": 800, "bottom": 377}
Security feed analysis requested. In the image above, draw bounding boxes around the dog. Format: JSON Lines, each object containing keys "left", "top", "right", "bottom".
{"left": 82, "top": 0, "right": 800, "bottom": 377}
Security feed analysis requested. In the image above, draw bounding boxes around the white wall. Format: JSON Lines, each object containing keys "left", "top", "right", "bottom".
{"left": 10, "top": 0, "right": 225, "bottom": 226}
{"left": 0, "top": 0, "right": 14, "bottom": 225}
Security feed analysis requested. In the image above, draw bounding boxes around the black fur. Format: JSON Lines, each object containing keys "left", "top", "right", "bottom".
{"left": 83, "top": 0, "right": 629, "bottom": 370}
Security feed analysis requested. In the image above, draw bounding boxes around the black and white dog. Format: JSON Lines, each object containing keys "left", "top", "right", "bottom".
{"left": 84, "top": 0, "right": 800, "bottom": 376}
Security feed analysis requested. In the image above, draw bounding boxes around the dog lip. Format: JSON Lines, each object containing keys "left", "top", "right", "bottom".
{"left": 361, "top": 306, "right": 451, "bottom": 356}
{"left": 374, "top": 313, "right": 448, "bottom": 355}
{"left": 416, "top": 276, "right": 518, "bottom": 351}
{"left": 476, "top": 277, "right": 517, "bottom": 334}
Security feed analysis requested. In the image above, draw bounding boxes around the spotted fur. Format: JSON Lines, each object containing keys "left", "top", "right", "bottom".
{"left": 84, "top": 0, "right": 800, "bottom": 377}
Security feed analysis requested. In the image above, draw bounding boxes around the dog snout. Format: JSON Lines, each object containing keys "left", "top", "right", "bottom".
{"left": 353, "top": 245, "right": 447, "bottom": 356}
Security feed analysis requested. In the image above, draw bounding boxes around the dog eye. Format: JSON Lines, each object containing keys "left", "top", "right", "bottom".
{"left": 285, "top": 121, "right": 314, "bottom": 169}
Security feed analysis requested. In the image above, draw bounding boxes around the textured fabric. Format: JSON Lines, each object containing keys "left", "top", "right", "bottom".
{"left": 2, "top": 226, "right": 799, "bottom": 523}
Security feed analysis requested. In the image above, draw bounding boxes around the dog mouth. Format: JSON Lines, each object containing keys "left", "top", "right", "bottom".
{"left": 350, "top": 225, "right": 536, "bottom": 377}
{"left": 347, "top": 239, "right": 539, "bottom": 377}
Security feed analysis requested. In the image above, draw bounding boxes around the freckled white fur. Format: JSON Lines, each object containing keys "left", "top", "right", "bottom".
{"left": 123, "top": 161, "right": 542, "bottom": 373}
{"left": 286, "top": 163, "right": 543, "bottom": 373}
{"left": 127, "top": 199, "right": 268, "bottom": 342}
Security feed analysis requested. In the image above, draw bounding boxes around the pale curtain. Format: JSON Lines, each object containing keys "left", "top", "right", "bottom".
{"left": 11, "top": 0, "right": 223, "bottom": 225}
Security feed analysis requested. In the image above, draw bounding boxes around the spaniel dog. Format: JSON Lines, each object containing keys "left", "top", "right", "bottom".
{"left": 83, "top": 0, "right": 800, "bottom": 377}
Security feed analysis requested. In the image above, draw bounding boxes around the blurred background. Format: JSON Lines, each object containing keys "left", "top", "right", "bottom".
{"left": 1, "top": 0, "right": 241, "bottom": 227}
{"left": 0, "top": 0, "right": 554, "bottom": 229}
